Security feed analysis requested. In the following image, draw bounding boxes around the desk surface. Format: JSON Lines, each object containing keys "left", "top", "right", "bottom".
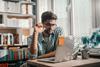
{"left": 27, "top": 58, "right": 100, "bottom": 67}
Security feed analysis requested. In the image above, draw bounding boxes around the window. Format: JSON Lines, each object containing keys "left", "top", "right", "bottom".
{"left": 92, "top": 0, "right": 100, "bottom": 28}
{"left": 53, "top": 0, "right": 72, "bottom": 36}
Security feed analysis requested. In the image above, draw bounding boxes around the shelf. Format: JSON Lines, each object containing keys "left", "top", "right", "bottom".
{"left": 7, "top": 14, "right": 35, "bottom": 19}
{"left": 0, "top": 45, "right": 28, "bottom": 48}
{"left": 0, "top": 59, "right": 28, "bottom": 63}
{"left": 0, "top": 27, "right": 17, "bottom": 29}
{"left": 21, "top": 1, "right": 36, "bottom": 5}
{"left": 3, "top": 0, "right": 19, "bottom": 2}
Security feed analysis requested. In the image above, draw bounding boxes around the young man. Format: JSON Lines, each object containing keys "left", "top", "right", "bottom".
{"left": 29, "top": 11, "right": 63, "bottom": 59}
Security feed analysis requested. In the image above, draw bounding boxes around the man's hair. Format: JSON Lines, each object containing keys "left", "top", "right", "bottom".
{"left": 41, "top": 11, "right": 57, "bottom": 23}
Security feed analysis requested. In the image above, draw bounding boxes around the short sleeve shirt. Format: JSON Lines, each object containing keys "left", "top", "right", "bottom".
{"left": 27, "top": 27, "right": 63, "bottom": 58}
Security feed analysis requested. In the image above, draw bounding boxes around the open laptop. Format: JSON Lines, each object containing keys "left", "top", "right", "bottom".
{"left": 37, "top": 36, "right": 74, "bottom": 63}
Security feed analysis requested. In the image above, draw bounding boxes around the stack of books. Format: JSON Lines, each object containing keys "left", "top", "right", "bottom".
{"left": 7, "top": 48, "right": 29, "bottom": 61}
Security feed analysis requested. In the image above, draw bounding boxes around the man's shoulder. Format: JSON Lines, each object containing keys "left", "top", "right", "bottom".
{"left": 28, "top": 35, "right": 33, "bottom": 39}
{"left": 55, "top": 27, "right": 63, "bottom": 31}
{"left": 54, "top": 27, "right": 63, "bottom": 35}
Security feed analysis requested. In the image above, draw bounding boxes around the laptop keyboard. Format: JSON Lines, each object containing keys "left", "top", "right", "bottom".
{"left": 37, "top": 57, "right": 55, "bottom": 62}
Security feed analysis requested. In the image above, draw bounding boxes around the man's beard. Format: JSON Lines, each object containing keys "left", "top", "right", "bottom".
{"left": 44, "top": 29, "right": 54, "bottom": 35}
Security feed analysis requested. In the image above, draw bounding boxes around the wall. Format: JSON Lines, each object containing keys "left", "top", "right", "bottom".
{"left": 95, "top": 0, "right": 100, "bottom": 27}
{"left": 0, "top": 0, "right": 5, "bottom": 12}
{"left": 37, "top": 0, "right": 48, "bottom": 22}
{"left": 37, "top": 0, "right": 55, "bottom": 22}
{"left": 72, "top": 0, "right": 92, "bottom": 37}
{"left": 0, "top": 28, "right": 16, "bottom": 33}
{"left": 37, "top": 0, "right": 93, "bottom": 37}
{"left": 53, "top": 0, "right": 70, "bottom": 36}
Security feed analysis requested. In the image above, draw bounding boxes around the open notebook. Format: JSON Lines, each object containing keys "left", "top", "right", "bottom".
{"left": 37, "top": 36, "right": 74, "bottom": 63}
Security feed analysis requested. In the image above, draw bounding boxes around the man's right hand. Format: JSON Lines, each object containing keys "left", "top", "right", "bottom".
{"left": 30, "top": 23, "right": 43, "bottom": 54}
{"left": 34, "top": 23, "right": 44, "bottom": 33}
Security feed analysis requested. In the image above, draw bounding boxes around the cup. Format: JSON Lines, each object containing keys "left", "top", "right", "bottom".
{"left": 58, "top": 36, "right": 65, "bottom": 46}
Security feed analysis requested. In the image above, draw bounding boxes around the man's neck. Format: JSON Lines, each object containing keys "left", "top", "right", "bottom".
{"left": 42, "top": 31, "right": 50, "bottom": 37}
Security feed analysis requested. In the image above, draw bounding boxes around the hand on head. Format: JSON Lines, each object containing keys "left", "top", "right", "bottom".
{"left": 34, "top": 23, "right": 44, "bottom": 33}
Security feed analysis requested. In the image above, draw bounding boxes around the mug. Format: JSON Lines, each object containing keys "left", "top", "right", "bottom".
{"left": 58, "top": 36, "right": 65, "bottom": 46}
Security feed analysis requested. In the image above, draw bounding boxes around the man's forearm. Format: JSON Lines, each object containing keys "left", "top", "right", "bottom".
{"left": 38, "top": 51, "right": 55, "bottom": 59}
{"left": 30, "top": 31, "right": 38, "bottom": 54}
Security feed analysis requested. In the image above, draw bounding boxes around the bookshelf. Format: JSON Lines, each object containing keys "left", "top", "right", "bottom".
{"left": 0, "top": 45, "right": 28, "bottom": 49}
{"left": 0, "top": 0, "right": 37, "bottom": 67}
{"left": 0, "top": 28, "right": 30, "bottom": 67}
{"left": 0, "top": 45, "right": 30, "bottom": 67}
{"left": 0, "top": 24, "right": 31, "bottom": 67}
{"left": 0, "top": 45, "right": 28, "bottom": 47}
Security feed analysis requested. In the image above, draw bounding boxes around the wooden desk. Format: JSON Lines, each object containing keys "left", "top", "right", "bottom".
{"left": 27, "top": 58, "right": 100, "bottom": 67}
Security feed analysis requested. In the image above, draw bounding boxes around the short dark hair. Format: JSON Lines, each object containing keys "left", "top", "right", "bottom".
{"left": 41, "top": 11, "right": 57, "bottom": 23}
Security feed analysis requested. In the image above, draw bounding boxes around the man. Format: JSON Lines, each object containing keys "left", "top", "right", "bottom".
{"left": 20, "top": 11, "right": 63, "bottom": 67}
{"left": 29, "top": 11, "right": 63, "bottom": 59}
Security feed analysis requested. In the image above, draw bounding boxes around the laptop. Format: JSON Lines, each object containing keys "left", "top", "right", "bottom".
{"left": 37, "top": 36, "right": 74, "bottom": 63}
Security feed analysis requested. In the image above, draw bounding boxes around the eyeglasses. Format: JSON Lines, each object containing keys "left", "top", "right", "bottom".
{"left": 43, "top": 20, "right": 57, "bottom": 27}
{"left": 44, "top": 23, "right": 57, "bottom": 27}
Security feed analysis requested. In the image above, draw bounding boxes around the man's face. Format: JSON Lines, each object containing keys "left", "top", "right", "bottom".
{"left": 43, "top": 20, "right": 57, "bottom": 34}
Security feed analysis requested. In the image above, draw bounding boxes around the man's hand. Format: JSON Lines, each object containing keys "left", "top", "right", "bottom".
{"left": 38, "top": 51, "right": 55, "bottom": 59}
{"left": 34, "top": 23, "right": 44, "bottom": 33}
{"left": 30, "top": 23, "right": 43, "bottom": 54}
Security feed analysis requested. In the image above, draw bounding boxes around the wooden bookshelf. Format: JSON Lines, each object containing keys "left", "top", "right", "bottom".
{"left": 0, "top": 45, "right": 28, "bottom": 48}
{"left": 0, "top": 45, "right": 29, "bottom": 67}
{"left": 7, "top": 15, "right": 33, "bottom": 19}
{"left": 0, "top": 59, "right": 28, "bottom": 63}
